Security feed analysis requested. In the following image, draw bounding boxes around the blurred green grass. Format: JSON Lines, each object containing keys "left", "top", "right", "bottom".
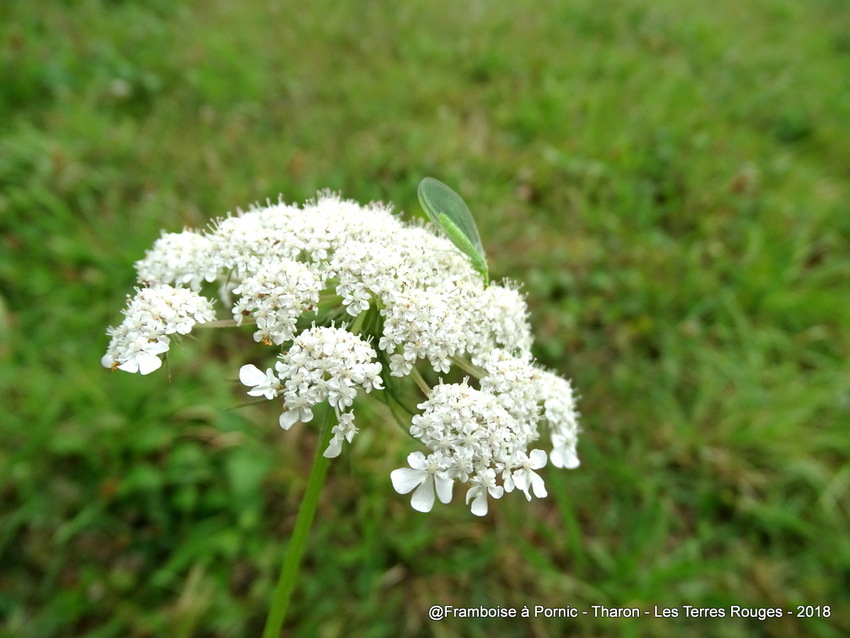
{"left": 1, "top": 0, "right": 849, "bottom": 636}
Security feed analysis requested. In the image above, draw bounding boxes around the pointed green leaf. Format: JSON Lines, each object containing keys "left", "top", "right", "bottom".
{"left": 417, "top": 177, "right": 489, "bottom": 285}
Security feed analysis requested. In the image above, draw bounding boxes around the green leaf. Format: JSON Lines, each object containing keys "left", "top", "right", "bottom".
{"left": 417, "top": 177, "right": 489, "bottom": 285}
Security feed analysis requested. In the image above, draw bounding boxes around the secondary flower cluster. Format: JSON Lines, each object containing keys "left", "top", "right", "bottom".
{"left": 101, "top": 284, "right": 216, "bottom": 374}
{"left": 239, "top": 324, "right": 383, "bottom": 458}
{"left": 390, "top": 350, "right": 579, "bottom": 516}
{"left": 102, "top": 192, "right": 581, "bottom": 515}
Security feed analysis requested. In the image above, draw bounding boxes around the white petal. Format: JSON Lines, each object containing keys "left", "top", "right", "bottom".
{"left": 117, "top": 359, "right": 140, "bottom": 374}
{"left": 468, "top": 488, "right": 488, "bottom": 517}
{"left": 531, "top": 473, "right": 547, "bottom": 498}
{"left": 528, "top": 449, "right": 548, "bottom": 470}
{"left": 136, "top": 353, "right": 163, "bottom": 375}
{"left": 390, "top": 468, "right": 425, "bottom": 495}
{"left": 410, "top": 479, "right": 436, "bottom": 513}
{"left": 434, "top": 474, "right": 454, "bottom": 504}
{"left": 406, "top": 451, "right": 427, "bottom": 471}
{"left": 323, "top": 436, "right": 343, "bottom": 458}
{"left": 239, "top": 364, "right": 266, "bottom": 387}
{"left": 551, "top": 445, "right": 580, "bottom": 469}
{"left": 508, "top": 472, "right": 525, "bottom": 495}
{"left": 278, "top": 410, "right": 300, "bottom": 430}
{"left": 145, "top": 339, "right": 170, "bottom": 355}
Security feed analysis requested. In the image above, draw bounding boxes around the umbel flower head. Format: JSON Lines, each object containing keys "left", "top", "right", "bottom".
{"left": 102, "top": 189, "right": 581, "bottom": 515}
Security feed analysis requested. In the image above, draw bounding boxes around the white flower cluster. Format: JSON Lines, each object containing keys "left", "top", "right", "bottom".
{"left": 102, "top": 192, "right": 581, "bottom": 515}
{"left": 240, "top": 325, "right": 382, "bottom": 458}
{"left": 231, "top": 260, "right": 325, "bottom": 345}
{"left": 101, "top": 285, "right": 216, "bottom": 374}
{"left": 390, "top": 351, "right": 579, "bottom": 516}
{"left": 476, "top": 349, "right": 579, "bottom": 470}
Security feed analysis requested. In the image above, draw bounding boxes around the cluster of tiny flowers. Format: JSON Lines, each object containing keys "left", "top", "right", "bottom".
{"left": 102, "top": 192, "right": 581, "bottom": 515}
{"left": 231, "top": 259, "right": 325, "bottom": 345}
{"left": 390, "top": 349, "right": 580, "bottom": 516}
{"left": 101, "top": 285, "right": 216, "bottom": 374}
{"left": 390, "top": 381, "right": 548, "bottom": 516}
{"left": 239, "top": 324, "right": 382, "bottom": 458}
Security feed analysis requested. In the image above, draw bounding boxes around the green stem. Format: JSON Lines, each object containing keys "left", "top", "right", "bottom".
{"left": 198, "top": 318, "right": 246, "bottom": 328}
{"left": 348, "top": 306, "right": 368, "bottom": 335}
{"left": 450, "top": 354, "right": 486, "bottom": 378}
{"left": 409, "top": 366, "right": 431, "bottom": 397}
{"left": 262, "top": 406, "right": 335, "bottom": 638}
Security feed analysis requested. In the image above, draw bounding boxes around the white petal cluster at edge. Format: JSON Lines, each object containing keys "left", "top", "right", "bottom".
{"left": 101, "top": 285, "right": 216, "bottom": 374}
{"left": 390, "top": 375, "right": 576, "bottom": 517}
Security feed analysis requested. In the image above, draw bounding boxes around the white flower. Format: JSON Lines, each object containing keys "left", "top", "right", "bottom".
{"left": 325, "top": 377, "right": 357, "bottom": 409}
{"left": 102, "top": 336, "right": 169, "bottom": 375}
{"left": 338, "top": 277, "right": 372, "bottom": 316}
{"left": 505, "top": 449, "right": 548, "bottom": 500}
{"left": 390, "top": 451, "right": 454, "bottom": 513}
{"left": 278, "top": 397, "right": 313, "bottom": 430}
{"left": 401, "top": 381, "right": 547, "bottom": 513}
{"left": 239, "top": 364, "right": 281, "bottom": 399}
{"left": 465, "top": 468, "right": 504, "bottom": 517}
{"left": 380, "top": 283, "right": 472, "bottom": 375}
{"left": 550, "top": 431, "right": 580, "bottom": 469}
{"left": 323, "top": 412, "right": 358, "bottom": 458}
{"left": 466, "top": 283, "right": 533, "bottom": 358}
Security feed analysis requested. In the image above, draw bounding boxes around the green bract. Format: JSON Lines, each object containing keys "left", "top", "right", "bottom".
{"left": 417, "top": 177, "right": 489, "bottom": 286}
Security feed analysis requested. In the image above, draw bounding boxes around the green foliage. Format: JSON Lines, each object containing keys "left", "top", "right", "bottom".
{"left": 2, "top": 0, "right": 849, "bottom": 636}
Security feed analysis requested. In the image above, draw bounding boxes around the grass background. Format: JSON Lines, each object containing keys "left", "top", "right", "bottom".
{"left": 2, "top": 0, "right": 849, "bottom": 636}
